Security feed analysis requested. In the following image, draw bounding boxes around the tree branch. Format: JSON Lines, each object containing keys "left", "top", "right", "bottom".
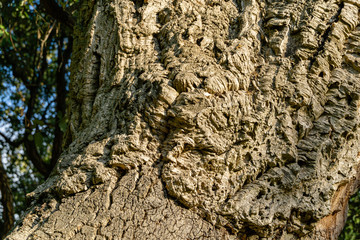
{"left": 50, "top": 36, "right": 73, "bottom": 169}
{"left": 23, "top": 44, "right": 51, "bottom": 177}
{"left": 23, "top": 139, "right": 50, "bottom": 177}
{"left": 39, "top": 0, "right": 75, "bottom": 29}
{"left": 0, "top": 131, "right": 22, "bottom": 148}
{"left": 0, "top": 155, "right": 14, "bottom": 239}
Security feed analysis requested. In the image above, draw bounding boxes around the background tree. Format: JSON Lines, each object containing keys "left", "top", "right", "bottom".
{"left": 1, "top": 0, "right": 360, "bottom": 239}
{"left": 340, "top": 190, "right": 360, "bottom": 240}
{"left": 0, "top": 156, "right": 14, "bottom": 239}
{"left": 0, "top": 0, "right": 75, "bottom": 237}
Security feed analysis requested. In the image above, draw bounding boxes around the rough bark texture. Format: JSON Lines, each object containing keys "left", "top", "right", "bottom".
{"left": 6, "top": 0, "right": 360, "bottom": 239}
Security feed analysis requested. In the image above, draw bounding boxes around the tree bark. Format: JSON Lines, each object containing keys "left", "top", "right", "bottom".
{"left": 6, "top": 0, "right": 360, "bottom": 239}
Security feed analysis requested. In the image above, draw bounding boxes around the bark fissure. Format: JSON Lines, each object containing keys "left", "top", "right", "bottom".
{"left": 308, "top": 2, "right": 345, "bottom": 70}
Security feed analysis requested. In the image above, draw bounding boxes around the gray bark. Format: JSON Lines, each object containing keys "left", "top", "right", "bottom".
{"left": 6, "top": 0, "right": 360, "bottom": 239}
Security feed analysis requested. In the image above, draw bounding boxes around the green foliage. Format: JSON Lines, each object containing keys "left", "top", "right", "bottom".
{"left": 339, "top": 191, "right": 360, "bottom": 240}
{"left": 3, "top": 149, "right": 44, "bottom": 218}
{"left": 0, "top": 0, "right": 76, "bottom": 234}
{"left": 0, "top": 0, "right": 63, "bottom": 152}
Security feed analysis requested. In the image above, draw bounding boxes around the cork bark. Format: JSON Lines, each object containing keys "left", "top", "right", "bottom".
{"left": 6, "top": 0, "right": 360, "bottom": 239}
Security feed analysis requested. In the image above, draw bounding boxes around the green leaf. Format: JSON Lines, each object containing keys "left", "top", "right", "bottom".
{"left": 33, "top": 119, "right": 45, "bottom": 126}
{"left": 0, "top": 24, "right": 9, "bottom": 37}
{"left": 59, "top": 119, "right": 67, "bottom": 133}
{"left": 27, "top": 134, "right": 33, "bottom": 141}
{"left": 34, "top": 131, "right": 43, "bottom": 148}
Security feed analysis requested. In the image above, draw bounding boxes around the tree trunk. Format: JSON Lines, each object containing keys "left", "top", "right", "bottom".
{"left": 0, "top": 156, "right": 14, "bottom": 239}
{"left": 6, "top": 0, "right": 360, "bottom": 239}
